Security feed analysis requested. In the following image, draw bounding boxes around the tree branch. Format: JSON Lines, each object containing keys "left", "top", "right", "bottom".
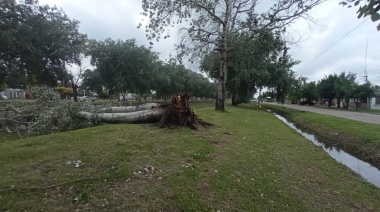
{"left": 180, "top": 0, "right": 225, "bottom": 25}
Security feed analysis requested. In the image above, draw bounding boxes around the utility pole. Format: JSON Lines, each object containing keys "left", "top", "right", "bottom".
{"left": 361, "top": 37, "right": 368, "bottom": 83}
{"left": 364, "top": 37, "right": 368, "bottom": 83}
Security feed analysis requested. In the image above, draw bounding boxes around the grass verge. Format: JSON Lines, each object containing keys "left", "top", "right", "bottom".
{"left": 0, "top": 103, "right": 379, "bottom": 211}
{"left": 313, "top": 104, "right": 380, "bottom": 115}
{"left": 262, "top": 104, "right": 380, "bottom": 170}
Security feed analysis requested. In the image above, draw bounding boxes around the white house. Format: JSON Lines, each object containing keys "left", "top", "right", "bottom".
{"left": 370, "top": 97, "right": 380, "bottom": 110}
{"left": 3, "top": 88, "right": 25, "bottom": 99}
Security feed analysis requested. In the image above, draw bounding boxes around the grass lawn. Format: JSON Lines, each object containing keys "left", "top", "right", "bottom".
{"left": 1, "top": 104, "right": 379, "bottom": 211}
{"left": 262, "top": 104, "right": 380, "bottom": 169}
{"left": 313, "top": 104, "right": 380, "bottom": 115}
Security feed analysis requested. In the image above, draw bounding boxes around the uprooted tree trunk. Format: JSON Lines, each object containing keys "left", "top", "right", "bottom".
{"left": 77, "top": 107, "right": 165, "bottom": 123}
{"left": 77, "top": 93, "right": 212, "bottom": 129}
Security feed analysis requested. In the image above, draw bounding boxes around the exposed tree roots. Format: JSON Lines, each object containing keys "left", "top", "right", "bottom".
{"left": 77, "top": 93, "right": 213, "bottom": 130}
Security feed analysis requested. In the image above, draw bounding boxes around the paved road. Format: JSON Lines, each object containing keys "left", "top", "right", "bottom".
{"left": 264, "top": 102, "right": 380, "bottom": 125}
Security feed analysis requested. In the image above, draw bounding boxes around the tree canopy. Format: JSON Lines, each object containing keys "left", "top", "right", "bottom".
{"left": 86, "top": 38, "right": 216, "bottom": 100}
{"left": 0, "top": 0, "right": 87, "bottom": 87}
{"left": 140, "top": 0, "right": 325, "bottom": 110}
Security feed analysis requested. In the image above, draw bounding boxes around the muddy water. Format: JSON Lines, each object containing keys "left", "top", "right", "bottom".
{"left": 271, "top": 112, "right": 380, "bottom": 188}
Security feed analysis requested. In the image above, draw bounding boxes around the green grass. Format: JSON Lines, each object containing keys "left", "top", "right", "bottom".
{"left": 263, "top": 104, "right": 380, "bottom": 169}
{"left": 263, "top": 104, "right": 380, "bottom": 144}
{"left": 297, "top": 111, "right": 380, "bottom": 142}
{"left": 0, "top": 132, "right": 18, "bottom": 142}
{"left": 313, "top": 104, "right": 380, "bottom": 115}
{"left": 0, "top": 104, "right": 379, "bottom": 211}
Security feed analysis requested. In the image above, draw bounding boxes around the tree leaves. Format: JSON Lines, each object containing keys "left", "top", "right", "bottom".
{"left": 0, "top": 0, "right": 87, "bottom": 86}
{"left": 371, "top": 12, "right": 380, "bottom": 22}
{"left": 342, "top": 0, "right": 380, "bottom": 30}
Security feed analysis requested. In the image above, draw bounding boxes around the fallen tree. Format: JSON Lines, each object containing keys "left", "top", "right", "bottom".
{"left": 1, "top": 90, "right": 212, "bottom": 137}
{"left": 99, "top": 103, "right": 159, "bottom": 113}
{"left": 77, "top": 93, "right": 212, "bottom": 129}
{"left": 78, "top": 107, "right": 165, "bottom": 123}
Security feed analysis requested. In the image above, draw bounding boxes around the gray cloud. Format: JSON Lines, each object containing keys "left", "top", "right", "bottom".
{"left": 289, "top": 1, "right": 380, "bottom": 85}
{"left": 39, "top": 0, "right": 380, "bottom": 85}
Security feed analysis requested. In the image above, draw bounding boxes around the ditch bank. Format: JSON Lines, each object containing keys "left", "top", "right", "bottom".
{"left": 262, "top": 104, "right": 380, "bottom": 171}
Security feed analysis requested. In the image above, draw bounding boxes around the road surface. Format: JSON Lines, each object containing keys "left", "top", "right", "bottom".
{"left": 264, "top": 102, "right": 380, "bottom": 125}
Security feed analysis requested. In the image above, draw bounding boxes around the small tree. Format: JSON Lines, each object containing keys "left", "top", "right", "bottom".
{"left": 302, "top": 81, "right": 319, "bottom": 103}
{"left": 318, "top": 74, "right": 338, "bottom": 107}
{"left": 352, "top": 82, "right": 375, "bottom": 109}
{"left": 334, "top": 72, "right": 356, "bottom": 108}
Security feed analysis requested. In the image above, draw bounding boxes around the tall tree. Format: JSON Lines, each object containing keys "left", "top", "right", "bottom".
{"left": 288, "top": 76, "right": 308, "bottom": 103}
{"left": 87, "top": 39, "right": 158, "bottom": 99}
{"left": 0, "top": 0, "right": 87, "bottom": 87}
{"left": 201, "top": 30, "right": 298, "bottom": 105}
{"left": 81, "top": 69, "right": 103, "bottom": 95}
{"left": 301, "top": 81, "right": 319, "bottom": 103}
{"left": 334, "top": 72, "right": 356, "bottom": 108}
{"left": 318, "top": 74, "right": 338, "bottom": 107}
{"left": 141, "top": 0, "right": 325, "bottom": 111}
{"left": 352, "top": 82, "right": 375, "bottom": 109}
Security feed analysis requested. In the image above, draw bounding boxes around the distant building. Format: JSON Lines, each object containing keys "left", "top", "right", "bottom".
{"left": 119, "top": 93, "right": 136, "bottom": 101}
{"left": 370, "top": 97, "right": 380, "bottom": 110}
{"left": 3, "top": 88, "right": 25, "bottom": 99}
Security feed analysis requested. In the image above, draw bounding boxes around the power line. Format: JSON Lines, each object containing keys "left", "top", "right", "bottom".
{"left": 304, "top": 18, "right": 369, "bottom": 66}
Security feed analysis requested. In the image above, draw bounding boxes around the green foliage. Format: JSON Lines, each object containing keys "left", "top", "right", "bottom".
{"left": 353, "top": 82, "right": 375, "bottom": 102}
{"left": 0, "top": 87, "right": 98, "bottom": 136}
{"left": 81, "top": 69, "right": 103, "bottom": 94}
{"left": 141, "top": 0, "right": 324, "bottom": 110}
{"left": 0, "top": 0, "right": 87, "bottom": 86}
{"left": 318, "top": 74, "right": 339, "bottom": 105}
{"left": 201, "top": 31, "right": 299, "bottom": 105}
{"left": 288, "top": 76, "right": 308, "bottom": 102}
{"left": 26, "top": 87, "right": 98, "bottom": 136}
{"left": 302, "top": 81, "right": 319, "bottom": 102}
{"left": 87, "top": 39, "right": 158, "bottom": 96}
{"left": 86, "top": 39, "right": 215, "bottom": 100}
{"left": 340, "top": 0, "right": 380, "bottom": 31}
{"left": 315, "top": 72, "right": 376, "bottom": 109}
{"left": 334, "top": 72, "right": 357, "bottom": 108}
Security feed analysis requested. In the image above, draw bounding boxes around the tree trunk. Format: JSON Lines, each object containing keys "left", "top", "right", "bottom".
{"left": 232, "top": 93, "right": 240, "bottom": 105}
{"left": 69, "top": 76, "right": 78, "bottom": 102}
{"left": 337, "top": 98, "right": 341, "bottom": 108}
{"left": 72, "top": 84, "right": 78, "bottom": 102}
{"left": 344, "top": 98, "right": 349, "bottom": 109}
{"left": 258, "top": 87, "right": 262, "bottom": 106}
{"left": 215, "top": 1, "right": 230, "bottom": 111}
{"left": 216, "top": 55, "right": 227, "bottom": 111}
{"left": 121, "top": 92, "right": 127, "bottom": 102}
{"left": 100, "top": 103, "right": 159, "bottom": 113}
{"left": 77, "top": 108, "right": 165, "bottom": 124}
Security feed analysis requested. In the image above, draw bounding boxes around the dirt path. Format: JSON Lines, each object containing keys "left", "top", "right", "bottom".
{"left": 264, "top": 102, "right": 380, "bottom": 125}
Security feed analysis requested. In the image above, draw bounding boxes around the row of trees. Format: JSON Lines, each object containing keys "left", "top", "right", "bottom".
{"left": 83, "top": 39, "right": 216, "bottom": 100}
{"left": 288, "top": 72, "right": 376, "bottom": 109}
{"left": 0, "top": 1, "right": 215, "bottom": 101}
{"left": 141, "top": 0, "right": 326, "bottom": 111}
{"left": 0, "top": 0, "right": 86, "bottom": 89}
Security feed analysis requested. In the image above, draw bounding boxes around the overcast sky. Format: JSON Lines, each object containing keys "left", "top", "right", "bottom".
{"left": 39, "top": 0, "right": 380, "bottom": 85}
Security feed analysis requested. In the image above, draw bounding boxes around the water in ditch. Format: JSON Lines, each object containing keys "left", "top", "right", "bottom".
{"left": 270, "top": 111, "right": 380, "bottom": 188}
